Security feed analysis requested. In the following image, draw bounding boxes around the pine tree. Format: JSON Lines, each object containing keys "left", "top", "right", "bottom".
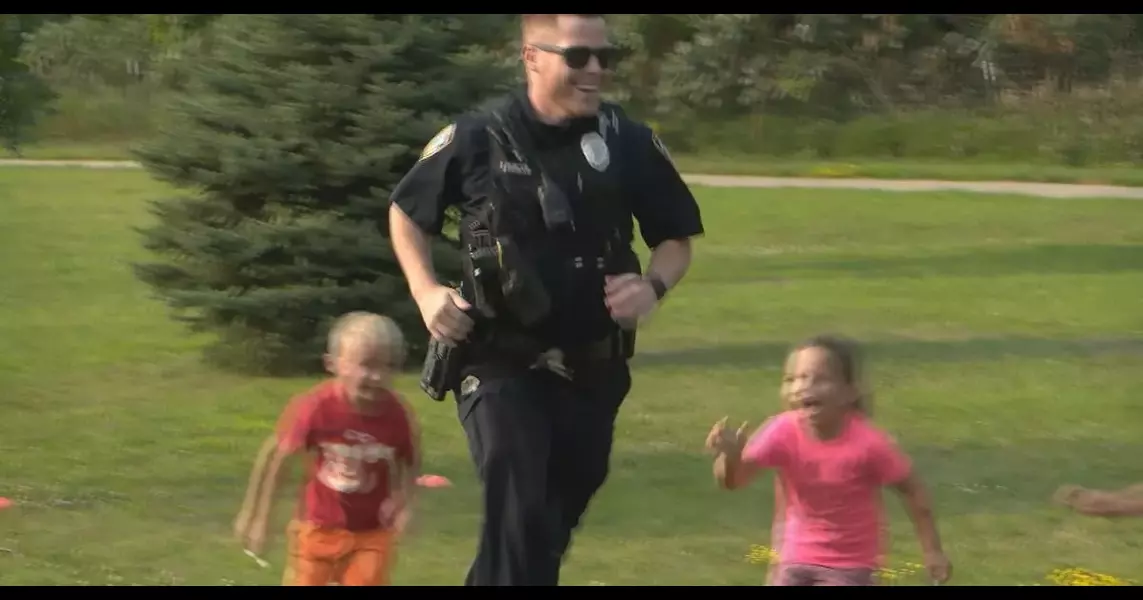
{"left": 133, "top": 14, "right": 517, "bottom": 374}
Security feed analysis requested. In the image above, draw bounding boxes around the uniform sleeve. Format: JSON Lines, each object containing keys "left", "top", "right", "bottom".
{"left": 389, "top": 116, "right": 486, "bottom": 235}
{"left": 275, "top": 393, "right": 320, "bottom": 455}
{"left": 625, "top": 122, "right": 705, "bottom": 249}
{"left": 868, "top": 429, "right": 913, "bottom": 486}
{"left": 741, "top": 413, "right": 792, "bottom": 469}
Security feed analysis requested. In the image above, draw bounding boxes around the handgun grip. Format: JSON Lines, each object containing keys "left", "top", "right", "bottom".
{"left": 418, "top": 336, "right": 453, "bottom": 402}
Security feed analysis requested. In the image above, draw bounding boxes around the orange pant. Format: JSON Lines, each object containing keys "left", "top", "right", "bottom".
{"left": 283, "top": 520, "right": 396, "bottom": 586}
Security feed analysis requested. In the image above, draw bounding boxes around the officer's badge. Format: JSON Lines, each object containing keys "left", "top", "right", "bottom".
{"left": 460, "top": 375, "right": 480, "bottom": 396}
{"left": 652, "top": 133, "right": 675, "bottom": 168}
{"left": 419, "top": 123, "right": 456, "bottom": 162}
{"left": 580, "top": 132, "right": 610, "bottom": 172}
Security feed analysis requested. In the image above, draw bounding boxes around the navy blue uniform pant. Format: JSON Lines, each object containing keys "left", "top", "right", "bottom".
{"left": 456, "top": 360, "right": 631, "bottom": 586}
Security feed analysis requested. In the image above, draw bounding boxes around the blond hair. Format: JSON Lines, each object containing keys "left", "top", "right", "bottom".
{"left": 520, "top": 14, "right": 604, "bottom": 40}
{"left": 326, "top": 311, "right": 406, "bottom": 366}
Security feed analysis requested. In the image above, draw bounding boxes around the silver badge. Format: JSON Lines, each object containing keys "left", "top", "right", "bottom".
{"left": 580, "top": 132, "right": 610, "bottom": 172}
{"left": 460, "top": 375, "right": 480, "bottom": 396}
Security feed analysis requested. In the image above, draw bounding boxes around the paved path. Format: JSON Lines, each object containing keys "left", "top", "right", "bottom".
{"left": 3, "top": 158, "right": 1143, "bottom": 199}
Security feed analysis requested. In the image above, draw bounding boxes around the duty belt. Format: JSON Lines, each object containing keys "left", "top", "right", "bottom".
{"left": 474, "top": 329, "right": 625, "bottom": 379}
{"left": 530, "top": 335, "right": 624, "bottom": 380}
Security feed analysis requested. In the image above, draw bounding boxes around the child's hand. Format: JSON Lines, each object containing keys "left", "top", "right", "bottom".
{"left": 705, "top": 416, "right": 749, "bottom": 456}
{"left": 238, "top": 519, "right": 270, "bottom": 557}
{"left": 1065, "top": 489, "right": 1120, "bottom": 515}
{"left": 1054, "top": 484, "right": 1086, "bottom": 507}
{"left": 1055, "top": 484, "right": 1109, "bottom": 514}
{"left": 924, "top": 549, "right": 952, "bottom": 584}
{"left": 393, "top": 507, "right": 413, "bottom": 537}
{"left": 381, "top": 496, "right": 413, "bottom": 536}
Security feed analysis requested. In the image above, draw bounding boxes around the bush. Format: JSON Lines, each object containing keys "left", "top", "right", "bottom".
{"left": 132, "top": 14, "right": 515, "bottom": 375}
{"left": 658, "top": 86, "right": 1143, "bottom": 167}
{"left": 33, "top": 84, "right": 166, "bottom": 143}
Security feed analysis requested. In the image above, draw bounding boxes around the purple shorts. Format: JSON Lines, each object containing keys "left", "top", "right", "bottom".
{"left": 771, "top": 563, "right": 877, "bottom": 586}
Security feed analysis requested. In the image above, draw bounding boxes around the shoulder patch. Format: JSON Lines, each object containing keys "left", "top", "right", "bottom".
{"left": 652, "top": 133, "right": 675, "bottom": 167}
{"left": 419, "top": 123, "right": 456, "bottom": 161}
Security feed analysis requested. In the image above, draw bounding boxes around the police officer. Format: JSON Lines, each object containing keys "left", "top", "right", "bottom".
{"left": 388, "top": 14, "right": 704, "bottom": 586}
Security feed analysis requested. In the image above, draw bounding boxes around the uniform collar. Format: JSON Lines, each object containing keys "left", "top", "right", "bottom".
{"left": 511, "top": 88, "right": 598, "bottom": 144}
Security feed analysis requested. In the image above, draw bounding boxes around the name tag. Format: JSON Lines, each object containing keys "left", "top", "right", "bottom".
{"left": 499, "top": 161, "right": 532, "bottom": 176}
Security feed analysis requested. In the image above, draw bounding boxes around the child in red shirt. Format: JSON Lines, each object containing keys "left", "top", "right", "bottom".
{"left": 708, "top": 335, "right": 951, "bottom": 586}
{"left": 234, "top": 312, "right": 420, "bottom": 586}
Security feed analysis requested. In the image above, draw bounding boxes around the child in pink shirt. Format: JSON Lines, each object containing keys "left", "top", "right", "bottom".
{"left": 707, "top": 336, "right": 951, "bottom": 586}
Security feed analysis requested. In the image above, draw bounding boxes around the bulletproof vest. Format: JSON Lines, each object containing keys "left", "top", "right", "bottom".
{"left": 481, "top": 97, "right": 637, "bottom": 346}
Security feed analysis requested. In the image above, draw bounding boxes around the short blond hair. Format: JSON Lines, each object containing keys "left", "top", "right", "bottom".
{"left": 520, "top": 14, "right": 604, "bottom": 40}
{"left": 326, "top": 311, "right": 406, "bottom": 366}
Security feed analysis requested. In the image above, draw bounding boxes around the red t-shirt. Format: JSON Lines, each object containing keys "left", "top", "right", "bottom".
{"left": 276, "top": 380, "right": 417, "bottom": 532}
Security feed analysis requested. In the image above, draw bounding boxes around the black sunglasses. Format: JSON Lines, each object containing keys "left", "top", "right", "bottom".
{"left": 531, "top": 43, "right": 622, "bottom": 70}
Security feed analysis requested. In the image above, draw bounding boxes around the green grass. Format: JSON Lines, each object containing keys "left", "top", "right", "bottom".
{"left": 9, "top": 140, "right": 1143, "bottom": 187}
{"left": 672, "top": 154, "right": 1143, "bottom": 187}
{"left": 1, "top": 168, "right": 1142, "bottom": 586}
{"left": 6, "top": 140, "right": 136, "bottom": 161}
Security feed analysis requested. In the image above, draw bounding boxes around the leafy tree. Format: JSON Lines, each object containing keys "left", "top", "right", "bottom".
{"left": 0, "top": 14, "right": 61, "bottom": 154}
{"left": 133, "top": 14, "right": 516, "bottom": 375}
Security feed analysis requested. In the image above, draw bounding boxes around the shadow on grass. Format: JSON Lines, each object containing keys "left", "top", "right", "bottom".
{"left": 633, "top": 336, "right": 1143, "bottom": 371}
{"left": 690, "top": 244, "right": 1143, "bottom": 283}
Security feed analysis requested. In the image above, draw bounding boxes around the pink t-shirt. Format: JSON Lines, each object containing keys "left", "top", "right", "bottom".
{"left": 742, "top": 411, "right": 911, "bottom": 570}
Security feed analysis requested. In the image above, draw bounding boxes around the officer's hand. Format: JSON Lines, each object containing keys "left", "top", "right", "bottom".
{"left": 604, "top": 273, "right": 658, "bottom": 323}
{"left": 415, "top": 285, "right": 473, "bottom": 345}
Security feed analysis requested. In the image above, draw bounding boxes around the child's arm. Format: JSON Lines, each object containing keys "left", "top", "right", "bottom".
{"left": 234, "top": 435, "right": 279, "bottom": 534}
{"left": 234, "top": 396, "right": 313, "bottom": 553}
{"left": 892, "top": 474, "right": 945, "bottom": 558}
{"left": 709, "top": 416, "right": 787, "bottom": 491}
{"left": 1058, "top": 484, "right": 1143, "bottom": 517}
{"left": 713, "top": 449, "right": 759, "bottom": 490}
{"left": 234, "top": 435, "right": 294, "bottom": 554}
{"left": 873, "top": 431, "right": 951, "bottom": 583}
{"left": 387, "top": 397, "right": 422, "bottom": 535}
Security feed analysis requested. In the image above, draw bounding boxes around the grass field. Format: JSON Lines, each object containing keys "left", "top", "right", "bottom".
{"left": 10, "top": 140, "right": 1143, "bottom": 188}
{"left": 1, "top": 167, "right": 1142, "bottom": 586}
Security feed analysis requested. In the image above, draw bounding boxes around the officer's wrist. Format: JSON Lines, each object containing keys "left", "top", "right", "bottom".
{"left": 644, "top": 274, "right": 669, "bottom": 301}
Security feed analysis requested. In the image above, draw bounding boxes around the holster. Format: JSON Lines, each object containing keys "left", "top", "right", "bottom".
{"left": 419, "top": 334, "right": 465, "bottom": 402}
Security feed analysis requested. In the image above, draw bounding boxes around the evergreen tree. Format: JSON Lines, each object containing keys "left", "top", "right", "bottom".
{"left": 133, "top": 14, "right": 517, "bottom": 375}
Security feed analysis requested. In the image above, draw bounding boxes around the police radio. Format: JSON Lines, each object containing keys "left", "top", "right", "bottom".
{"left": 538, "top": 173, "right": 575, "bottom": 232}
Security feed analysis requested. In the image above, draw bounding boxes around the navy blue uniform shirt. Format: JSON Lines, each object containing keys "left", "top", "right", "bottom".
{"left": 391, "top": 90, "right": 704, "bottom": 249}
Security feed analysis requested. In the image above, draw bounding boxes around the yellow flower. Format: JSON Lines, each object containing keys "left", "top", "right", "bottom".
{"left": 1047, "top": 567, "right": 1133, "bottom": 587}
{"left": 744, "top": 544, "right": 779, "bottom": 565}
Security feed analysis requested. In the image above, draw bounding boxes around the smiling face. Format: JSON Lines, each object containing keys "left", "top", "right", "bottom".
{"left": 322, "top": 312, "right": 405, "bottom": 408}
{"left": 787, "top": 345, "right": 860, "bottom": 434}
{"left": 329, "top": 338, "right": 395, "bottom": 404}
{"left": 522, "top": 15, "right": 616, "bottom": 119}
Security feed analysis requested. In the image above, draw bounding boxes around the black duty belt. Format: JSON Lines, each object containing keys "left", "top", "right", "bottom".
{"left": 530, "top": 334, "right": 626, "bottom": 381}
{"left": 471, "top": 328, "right": 627, "bottom": 378}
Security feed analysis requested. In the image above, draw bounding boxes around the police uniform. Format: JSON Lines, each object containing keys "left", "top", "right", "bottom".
{"left": 390, "top": 89, "right": 704, "bottom": 586}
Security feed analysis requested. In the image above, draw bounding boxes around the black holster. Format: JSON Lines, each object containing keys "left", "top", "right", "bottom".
{"left": 419, "top": 334, "right": 466, "bottom": 402}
